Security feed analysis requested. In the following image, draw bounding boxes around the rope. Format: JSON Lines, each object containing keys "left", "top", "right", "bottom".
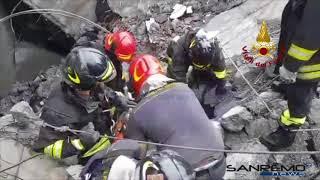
{"left": 42, "top": 122, "right": 320, "bottom": 155}
{"left": 221, "top": 49, "right": 273, "bottom": 113}
{"left": 292, "top": 128, "right": 320, "bottom": 132}
{"left": 0, "top": 9, "right": 110, "bottom": 33}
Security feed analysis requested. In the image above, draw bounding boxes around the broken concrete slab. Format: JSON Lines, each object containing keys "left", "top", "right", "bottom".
{"left": 204, "top": 0, "right": 287, "bottom": 58}
{"left": 22, "top": 0, "right": 97, "bottom": 37}
{"left": 244, "top": 91, "right": 284, "bottom": 116}
{"left": 0, "top": 138, "right": 67, "bottom": 180}
{"left": 221, "top": 106, "right": 253, "bottom": 132}
{"left": 170, "top": 4, "right": 187, "bottom": 19}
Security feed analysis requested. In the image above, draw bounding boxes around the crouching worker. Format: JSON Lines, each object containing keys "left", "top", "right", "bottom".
{"left": 129, "top": 54, "right": 225, "bottom": 179}
{"left": 79, "top": 55, "right": 226, "bottom": 180}
{"left": 167, "top": 28, "right": 228, "bottom": 118}
{"left": 32, "top": 47, "right": 136, "bottom": 163}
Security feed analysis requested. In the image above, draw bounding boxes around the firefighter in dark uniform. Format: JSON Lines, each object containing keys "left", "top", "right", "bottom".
{"left": 260, "top": 0, "right": 320, "bottom": 149}
{"left": 167, "top": 28, "right": 227, "bottom": 118}
{"left": 122, "top": 54, "right": 226, "bottom": 179}
{"left": 32, "top": 47, "right": 136, "bottom": 162}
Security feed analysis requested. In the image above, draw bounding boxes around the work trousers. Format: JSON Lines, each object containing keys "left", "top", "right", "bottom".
{"left": 286, "top": 80, "right": 318, "bottom": 119}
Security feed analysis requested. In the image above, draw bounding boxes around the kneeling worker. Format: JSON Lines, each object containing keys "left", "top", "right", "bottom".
{"left": 32, "top": 47, "right": 135, "bottom": 163}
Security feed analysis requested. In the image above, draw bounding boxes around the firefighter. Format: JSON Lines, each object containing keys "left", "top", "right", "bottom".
{"left": 167, "top": 28, "right": 228, "bottom": 118}
{"left": 260, "top": 0, "right": 320, "bottom": 150}
{"left": 32, "top": 47, "right": 136, "bottom": 163}
{"left": 75, "top": 28, "right": 137, "bottom": 92}
{"left": 80, "top": 140, "right": 196, "bottom": 180}
{"left": 125, "top": 54, "right": 225, "bottom": 179}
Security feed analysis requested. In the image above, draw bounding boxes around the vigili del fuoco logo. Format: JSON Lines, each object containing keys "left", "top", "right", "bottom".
{"left": 241, "top": 21, "right": 285, "bottom": 68}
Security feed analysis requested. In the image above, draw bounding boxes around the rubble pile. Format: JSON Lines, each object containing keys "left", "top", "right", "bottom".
{"left": 109, "top": 0, "right": 247, "bottom": 58}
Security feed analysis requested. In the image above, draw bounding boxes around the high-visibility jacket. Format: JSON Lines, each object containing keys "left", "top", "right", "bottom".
{"left": 283, "top": 0, "right": 320, "bottom": 81}
{"left": 32, "top": 82, "right": 112, "bottom": 162}
{"left": 167, "top": 30, "right": 227, "bottom": 84}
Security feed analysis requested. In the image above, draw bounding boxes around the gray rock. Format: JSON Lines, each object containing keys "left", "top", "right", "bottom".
{"left": 171, "top": 19, "right": 184, "bottom": 33}
{"left": 10, "top": 101, "right": 37, "bottom": 119}
{"left": 221, "top": 106, "right": 253, "bottom": 132}
{"left": 244, "top": 91, "right": 283, "bottom": 115}
{"left": 245, "top": 117, "right": 278, "bottom": 138}
{"left": 170, "top": 4, "right": 187, "bottom": 19}
{"left": 66, "top": 165, "right": 84, "bottom": 180}
{"left": 224, "top": 140, "right": 270, "bottom": 180}
{"left": 224, "top": 131, "right": 250, "bottom": 150}
{"left": 5, "top": 101, "right": 42, "bottom": 145}
{"left": 155, "top": 14, "right": 168, "bottom": 24}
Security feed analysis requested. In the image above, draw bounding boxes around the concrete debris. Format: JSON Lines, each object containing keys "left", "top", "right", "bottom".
{"left": 66, "top": 165, "right": 84, "bottom": 180}
{"left": 244, "top": 91, "right": 283, "bottom": 116}
{"left": 224, "top": 140, "right": 270, "bottom": 180}
{"left": 170, "top": 4, "right": 187, "bottom": 19}
{"left": 154, "top": 14, "right": 168, "bottom": 24}
{"left": 244, "top": 117, "right": 278, "bottom": 138}
{"left": 224, "top": 131, "right": 250, "bottom": 150}
{"left": 186, "top": 6, "right": 193, "bottom": 14}
{"left": 221, "top": 106, "right": 253, "bottom": 132}
{"left": 0, "top": 101, "right": 42, "bottom": 146}
{"left": 0, "top": 138, "right": 66, "bottom": 180}
{"left": 10, "top": 101, "right": 37, "bottom": 119}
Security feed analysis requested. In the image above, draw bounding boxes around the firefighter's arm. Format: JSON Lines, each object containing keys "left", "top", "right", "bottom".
{"left": 167, "top": 35, "right": 191, "bottom": 83}
{"left": 33, "top": 126, "right": 86, "bottom": 160}
{"left": 32, "top": 109, "right": 88, "bottom": 159}
{"left": 211, "top": 38, "right": 227, "bottom": 80}
{"left": 283, "top": 0, "right": 320, "bottom": 72}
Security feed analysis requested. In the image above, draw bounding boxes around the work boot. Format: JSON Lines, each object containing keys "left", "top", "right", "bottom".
{"left": 259, "top": 125, "right": 298, "bottom": 151}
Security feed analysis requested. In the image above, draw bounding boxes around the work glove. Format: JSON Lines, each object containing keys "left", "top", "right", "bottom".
{"left": 279, "top": 66, "right": 297, "bottom": 83}
{"left": 113, "top": 92, "right": 137, "bottom": 112}
{"left": 78, "top": 122, "right": 101, "bottom": 147}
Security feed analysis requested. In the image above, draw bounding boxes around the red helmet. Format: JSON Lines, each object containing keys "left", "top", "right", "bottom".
{"left": 104, "top": 31, "right": 137, "bottom": 62}
{"left": 129, "top": 54, "right": 165, "bottom": 96}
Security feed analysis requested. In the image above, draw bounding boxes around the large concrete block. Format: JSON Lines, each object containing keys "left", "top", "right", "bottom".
{"left": 23, "top": 0, "right": 97, "bottom": 37}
